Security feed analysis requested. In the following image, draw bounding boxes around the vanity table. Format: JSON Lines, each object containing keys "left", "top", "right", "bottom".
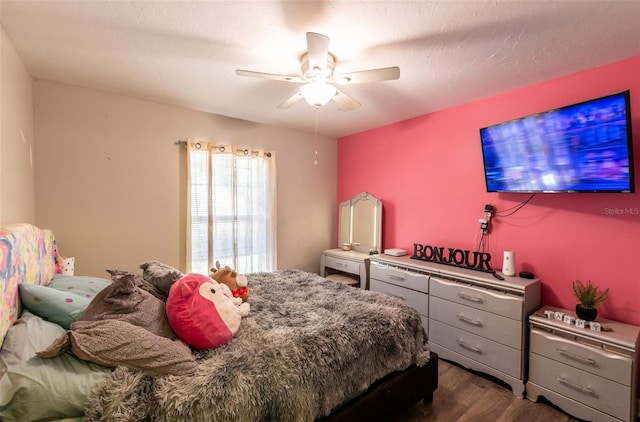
{"left": 320, "top": 192, "right": 382, "bottom": 289}
{"left": 320, "top": 249, "right": 370, "bottom": 287}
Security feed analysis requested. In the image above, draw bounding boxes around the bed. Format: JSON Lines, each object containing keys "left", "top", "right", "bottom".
{"left": 0, "top": 223, "right": 438, "bottom": 421}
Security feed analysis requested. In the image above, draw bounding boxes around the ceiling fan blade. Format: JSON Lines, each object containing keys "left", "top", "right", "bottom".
{"left": 306, "top": 32, "right": 329, "bottom": 71}
{"left": 276, "top": 91, "right": 304, "bottom": 109}
{"left": 332, "top": 88, "right": 361, "bottom": 111}
{"left": 333, "top": 66, "right": 400, "bottom": 84}
{"left": 236, "top": 69, "right": 303, "bottom": 83}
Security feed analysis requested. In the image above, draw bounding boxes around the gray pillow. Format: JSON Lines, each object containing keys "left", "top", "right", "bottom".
{"left": 139, "top": 260, "right": 184, "bottom": 299}
{"left": 38, "top": 271, "right": 197, "bottom": 377}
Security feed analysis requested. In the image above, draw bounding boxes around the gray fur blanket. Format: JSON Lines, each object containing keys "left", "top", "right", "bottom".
{"left": 85, "top": 269, "right": 430, "bottom": 421}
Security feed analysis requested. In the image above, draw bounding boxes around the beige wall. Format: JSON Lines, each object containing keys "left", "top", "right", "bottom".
{"left": 34, "top": 80, "right": 337, "bottom": 277}
{"left": 0, "top": 27, "right": 35, "bottom": 224}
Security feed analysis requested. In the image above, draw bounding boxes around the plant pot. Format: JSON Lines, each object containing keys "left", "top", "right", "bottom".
{"left": 575, "top": 305, "right": 597, "bottom": 321}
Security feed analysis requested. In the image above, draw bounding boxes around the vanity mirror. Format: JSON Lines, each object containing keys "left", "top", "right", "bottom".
{"left": 320, "top": 192, "right": 383, "bottom": 289}
{"left": 339, "top": 192, "right": 383, "bottom": 255}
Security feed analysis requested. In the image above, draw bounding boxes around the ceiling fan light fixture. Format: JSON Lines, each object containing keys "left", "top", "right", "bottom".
{"left": 236, "top": 33, "right": 395, "bottom": 112}
{"left": 300, "top": 81, "right": 336, "bottom": 107}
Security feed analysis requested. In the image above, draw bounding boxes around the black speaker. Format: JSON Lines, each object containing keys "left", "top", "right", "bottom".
{"left": 519, "top": 271, "right": 535, "bottom": 279}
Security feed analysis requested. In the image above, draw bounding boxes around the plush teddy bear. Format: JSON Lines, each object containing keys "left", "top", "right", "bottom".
{"left": 166, "top": 273, "right": 250, "bottom": 350}
{"left": 209, "top": 261, "right": 249, "bottom": 303}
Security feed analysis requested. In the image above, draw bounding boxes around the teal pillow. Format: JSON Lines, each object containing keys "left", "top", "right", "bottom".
{"left": 19, "top": 275, "right": 111, "bottom": 329}
{"left": 0, "top": 312, "right": 111, "bottom": 421}
{"left": 48, "top": 274, "right": 112, "bottom": 297}
{"left": 19, "top": 284, "right": 91, "bottom": 329}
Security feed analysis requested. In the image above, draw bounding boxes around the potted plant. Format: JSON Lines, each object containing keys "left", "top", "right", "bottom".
{"left": 572, "top": 279, "right": 609, "bottom": 321}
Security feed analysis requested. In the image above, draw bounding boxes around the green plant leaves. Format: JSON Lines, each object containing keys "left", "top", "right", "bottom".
{"left": 572, "top": 279, "right": 609, "bottom": 309}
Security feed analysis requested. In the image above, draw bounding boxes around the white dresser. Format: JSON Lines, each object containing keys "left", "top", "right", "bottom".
{"left": 370, "top": 254, "right": 541, "bottom": 398}
{"left": 369, "top": 259, "right": 429, "bottom": 332}
{"left": 527, "top": 305, "right": 640, "bottom": 422}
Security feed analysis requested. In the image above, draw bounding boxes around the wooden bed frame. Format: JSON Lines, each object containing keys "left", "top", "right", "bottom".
{"left": 323, "top": 357, "right": 439, "bottom": 421}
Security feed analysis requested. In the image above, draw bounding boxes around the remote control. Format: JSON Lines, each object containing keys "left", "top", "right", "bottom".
{"left": 492, "top": 271, "right": 505, "bottom": 280}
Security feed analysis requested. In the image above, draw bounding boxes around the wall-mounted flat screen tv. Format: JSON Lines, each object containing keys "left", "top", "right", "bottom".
{"left": 480, "top": 91, "right": 635, "bottom": 193}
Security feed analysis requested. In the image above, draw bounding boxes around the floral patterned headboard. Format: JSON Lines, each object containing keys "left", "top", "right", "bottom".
{"left": 0, "top": 223, "right": 62, "bottom": 347}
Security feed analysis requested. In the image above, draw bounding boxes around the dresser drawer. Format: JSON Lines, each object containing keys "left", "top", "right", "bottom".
{"left": 529, "top": 352, "right": 631, "bottom": 421}
{"left": 420, "top": 315, "right": 428, "bottom": 334}
{"left": 430, "top": 296, "right": 522, "bottom": 349}
{"left": 370, "top": 264, "right": 429, "bottom": 294}
{"left": 370, "top": 279, "right": 429, "bottom": 317}
{"left": 430, "top": 319, "right": 521, "bottom": 378}
{"left": 530, "top": 328, "right": 633, "bottom": 386}
{"left": 430, "top": 276, "right": 522, "bottom": 320}
{"left": 324, "top": 255, "right": 361, "bottom": 276}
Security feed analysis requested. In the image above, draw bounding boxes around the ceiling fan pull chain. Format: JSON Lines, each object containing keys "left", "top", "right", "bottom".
{"left": 313, "top": 109, "right": 319, "bottom": 165}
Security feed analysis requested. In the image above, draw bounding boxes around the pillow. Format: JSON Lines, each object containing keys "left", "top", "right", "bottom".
{"left": 19, "top": 283, "right": 91, "bottom": 329}
{"left": 139, "top": 260, "right": 184, "bottom": 299}
{"left": 19, "top": 275, "right": 111, "bottom": 329}
{"left": 38, "top": 271, "right": 197, "bottom": 376}
{"left": 0, "top": 312, "right": 111, "bottom": 421}
{"left": 48, "top": 274, "right": 112, "bottom": 295}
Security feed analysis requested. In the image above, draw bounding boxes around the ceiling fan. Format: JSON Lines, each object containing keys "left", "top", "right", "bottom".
{"left": 235, "top": 32, "right": 400, "bottom": 110}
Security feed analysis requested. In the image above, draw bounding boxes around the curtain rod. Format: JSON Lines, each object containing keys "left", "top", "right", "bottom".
{"left": 175, "top": 140, "right": 272, "bottom": 157}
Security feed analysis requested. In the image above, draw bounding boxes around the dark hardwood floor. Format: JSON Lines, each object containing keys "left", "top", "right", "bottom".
{"left": 395, "top": 358, "right": 582, "bottom": 422}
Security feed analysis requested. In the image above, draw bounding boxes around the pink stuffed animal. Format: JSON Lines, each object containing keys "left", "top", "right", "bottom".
{"left": 166, "top": 273, "right": 249, "bottom": 350}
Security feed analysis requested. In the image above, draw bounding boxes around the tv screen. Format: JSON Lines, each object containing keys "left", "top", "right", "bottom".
{"left": 480, "top": 91, "right": 635, "bottom": 193}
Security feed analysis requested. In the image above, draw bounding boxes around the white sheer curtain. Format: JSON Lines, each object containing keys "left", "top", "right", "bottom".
{"left": 186, "top": 140, "right": 276, "bottom": 274}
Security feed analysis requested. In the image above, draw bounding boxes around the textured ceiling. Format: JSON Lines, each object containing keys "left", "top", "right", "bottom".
{"left": 1, "top": 1, "right": 639, "bottom": 138}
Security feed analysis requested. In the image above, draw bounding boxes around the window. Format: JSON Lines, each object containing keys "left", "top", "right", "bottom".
{"left": 187, "top": 141, "right": 276, "bottom": 274}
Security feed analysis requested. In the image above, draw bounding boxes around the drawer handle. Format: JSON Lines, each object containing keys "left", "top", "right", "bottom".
{"left": 457, "top": 292, "right": 483, "bottom": 303}
{"left": 556, "top": 348, "right": 597, "bottom": 367}
{"left": 456, "top": 339, "right": 482, "bottom": 354}
{"left": 389, "top": 275, "right": 405, "bottom": 281}
{"left": 556, "top": 376, "right": 597, "bottom": 397}
{"left": 457, "top": 314, "right": 483, "bottom": 327}
{"left": 335, "top": 263, "right": 348, "bottom": 268}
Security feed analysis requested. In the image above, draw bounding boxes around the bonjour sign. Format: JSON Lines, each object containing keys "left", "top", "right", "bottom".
{"left": 411, "top": 243, "right": 494, "bottom": 273}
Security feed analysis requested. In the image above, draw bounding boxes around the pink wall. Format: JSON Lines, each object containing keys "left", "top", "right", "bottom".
{"left": 338, "top": 56, "right": 640, "bottom": 326}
